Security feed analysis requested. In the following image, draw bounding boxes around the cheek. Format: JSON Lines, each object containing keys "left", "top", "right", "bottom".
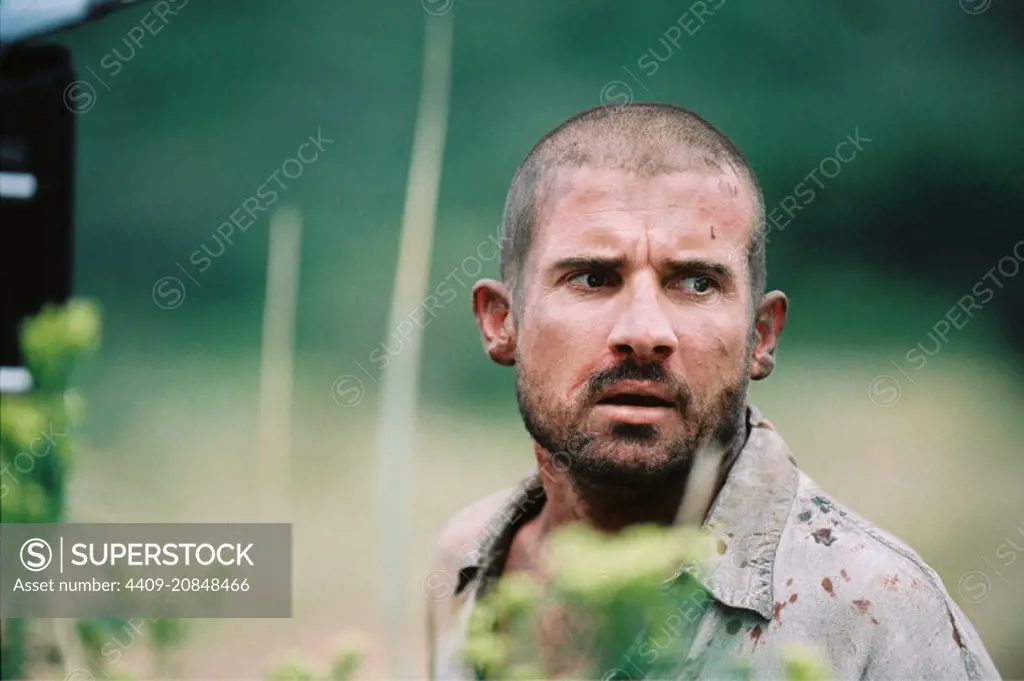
{"left": 521, "top": 307, "right": 605, "bottom": 395}
{"left": 675, "top": 315, "right": 750, "bottom": 382}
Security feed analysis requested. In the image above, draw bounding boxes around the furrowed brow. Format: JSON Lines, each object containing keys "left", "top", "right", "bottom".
{"left": 664, "top": 258, "right": 733, "bottom": 279}
{"left": 549, "top": 256, "right": 626, "bottom": 273}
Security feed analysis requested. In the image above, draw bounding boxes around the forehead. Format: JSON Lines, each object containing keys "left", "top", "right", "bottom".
{"left": 532, "top": 166, "right": 756, "bottom": 259}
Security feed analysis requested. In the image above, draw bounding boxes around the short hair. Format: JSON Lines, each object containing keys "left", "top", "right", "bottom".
{"left": 499, "top": 103, "right": 766, "bottom": 311}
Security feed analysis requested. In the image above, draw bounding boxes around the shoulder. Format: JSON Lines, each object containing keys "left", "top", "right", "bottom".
{"left": 776, "top": 472, "right": 1000, "bottom": 679}
{"left": 425, "top": 481, "right": 536, "bottom": 671}
{"left": 431, "top": 484, "right": 523, "bottom": 580}
{"left": 426, "top": 480, "right": 534, "bottom": 631}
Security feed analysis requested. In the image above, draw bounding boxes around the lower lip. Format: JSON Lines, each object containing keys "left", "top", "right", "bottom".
{"left": 593, "top": 403, "right": 675, "bottom": 425}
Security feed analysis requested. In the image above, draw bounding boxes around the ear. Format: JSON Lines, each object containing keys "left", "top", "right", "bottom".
{"left": 471, "top": 279, "right": 516, "bottom": 366}
{"left": 750, "top": 290, "right": 788, "bottom": 381}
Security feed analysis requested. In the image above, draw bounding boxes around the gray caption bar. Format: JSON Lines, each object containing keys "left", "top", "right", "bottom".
{"left": 0, "top": 523, "right": 291, "bottom": 618}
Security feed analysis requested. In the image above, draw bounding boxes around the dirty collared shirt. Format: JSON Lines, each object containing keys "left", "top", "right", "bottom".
{"left": 428, "top": 407, "right": 1001, "bottom": 680}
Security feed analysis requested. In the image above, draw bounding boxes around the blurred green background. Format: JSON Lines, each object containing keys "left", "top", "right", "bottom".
{"left": 33, "top": 0, "right": 1024, "bottom": 677}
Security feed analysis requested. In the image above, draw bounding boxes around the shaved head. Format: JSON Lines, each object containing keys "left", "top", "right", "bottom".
{"left": 499, "top": 103, "right": 766, "bottom": 309}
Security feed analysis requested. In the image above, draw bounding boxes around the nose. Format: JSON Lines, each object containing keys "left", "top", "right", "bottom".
{"left": 607, "top": 277, "right": 677, "bottom": 362}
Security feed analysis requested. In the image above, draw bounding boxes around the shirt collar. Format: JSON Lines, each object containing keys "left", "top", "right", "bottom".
{"left": 460, "top": 405, "right": 801, "bottom": 622}
{"left": 693, "top": 405, "right": 800, "bottom": 620}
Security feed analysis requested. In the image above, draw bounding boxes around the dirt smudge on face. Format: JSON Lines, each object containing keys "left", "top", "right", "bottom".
{"left": 840, "top": 569, "right": 850, "bottom": 582}
{"left": 822, "top": 577, "right": 835, "bottom": 597}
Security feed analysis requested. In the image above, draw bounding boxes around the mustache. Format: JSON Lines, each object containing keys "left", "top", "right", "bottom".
{"left": 586, "top": 356, "right": 690, "bottom": 406}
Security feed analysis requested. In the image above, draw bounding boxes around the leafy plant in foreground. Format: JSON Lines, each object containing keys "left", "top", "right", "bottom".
{"left": 463, "top": 523, "right": 833, "bottom": 680}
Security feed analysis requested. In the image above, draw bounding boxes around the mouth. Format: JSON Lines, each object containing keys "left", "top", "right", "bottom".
{"left": 597, "top": 393, "right": 674, "bottom": 408}
{"left": 595, "top": 381, "right": 676, "bottom": 408}
{"left": 592, "top": 382, "right": 677, "bottom": 425}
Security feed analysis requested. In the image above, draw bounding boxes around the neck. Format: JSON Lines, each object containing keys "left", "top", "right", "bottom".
{"left": 532, "top": 423, "right": 749, "bottom": 540}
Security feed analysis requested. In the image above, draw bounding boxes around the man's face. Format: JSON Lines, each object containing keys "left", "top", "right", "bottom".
{"left": 513, "top": 165, "right": 758, "bottom": 487}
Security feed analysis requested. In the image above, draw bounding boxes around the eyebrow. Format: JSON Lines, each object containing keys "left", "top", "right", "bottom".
{"left": 664, "top": 258, "right": 732, "bottom": 278}
{"left": 549, "top": 256, "right": 626, "bottom": 272}
{"left": 548, "top": 256, "right": 733, "bottom": 279}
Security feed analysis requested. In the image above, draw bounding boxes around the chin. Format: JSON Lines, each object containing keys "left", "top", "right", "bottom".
{"left": 569, "top": 431, "right": 695, "bottom": 488}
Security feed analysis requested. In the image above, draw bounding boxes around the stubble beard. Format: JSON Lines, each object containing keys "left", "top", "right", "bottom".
{"left": 516, "top": 355, "right": 750, "bottom": 492}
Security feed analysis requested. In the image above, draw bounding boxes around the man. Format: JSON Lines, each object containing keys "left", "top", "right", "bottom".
{"left": 426, "top": 103, "right": 1000, "bottom": 680}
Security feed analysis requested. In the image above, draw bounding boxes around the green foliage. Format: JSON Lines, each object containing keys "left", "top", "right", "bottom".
{"left": 75, "top": 618, "right": 109, "bottom": 661}
{"left": 464, "top": 524, "right": 832, "bottom": 681}
{"left": 147, "top": 615, "right": 189, "bottom": 652}
{"left": 20, "top": 299, "right": 102, "bottom": 394}
{"left": 1, "top": 300, "right": 103, "bottom": 678}
{"left": 464, "top": 524, "right": 711, "bottom": 679}
{"left": 0, "top": 300, "right": 100, "bottom": 524}
{"left": 0, "top": 300, "right": 189, "bottom": 679}
{"left": 780, "top": 644, "right": 832, "bottom": 681}
{"left": 265, "top": 633, "right": 367, "bottom": 681}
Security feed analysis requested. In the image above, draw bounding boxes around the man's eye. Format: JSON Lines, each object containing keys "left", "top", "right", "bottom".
{"left": 676, "top": 275, "right": 716, "bottom": 294}
{"left": 569, "top": 272, "right": 612, "bottom": 289}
